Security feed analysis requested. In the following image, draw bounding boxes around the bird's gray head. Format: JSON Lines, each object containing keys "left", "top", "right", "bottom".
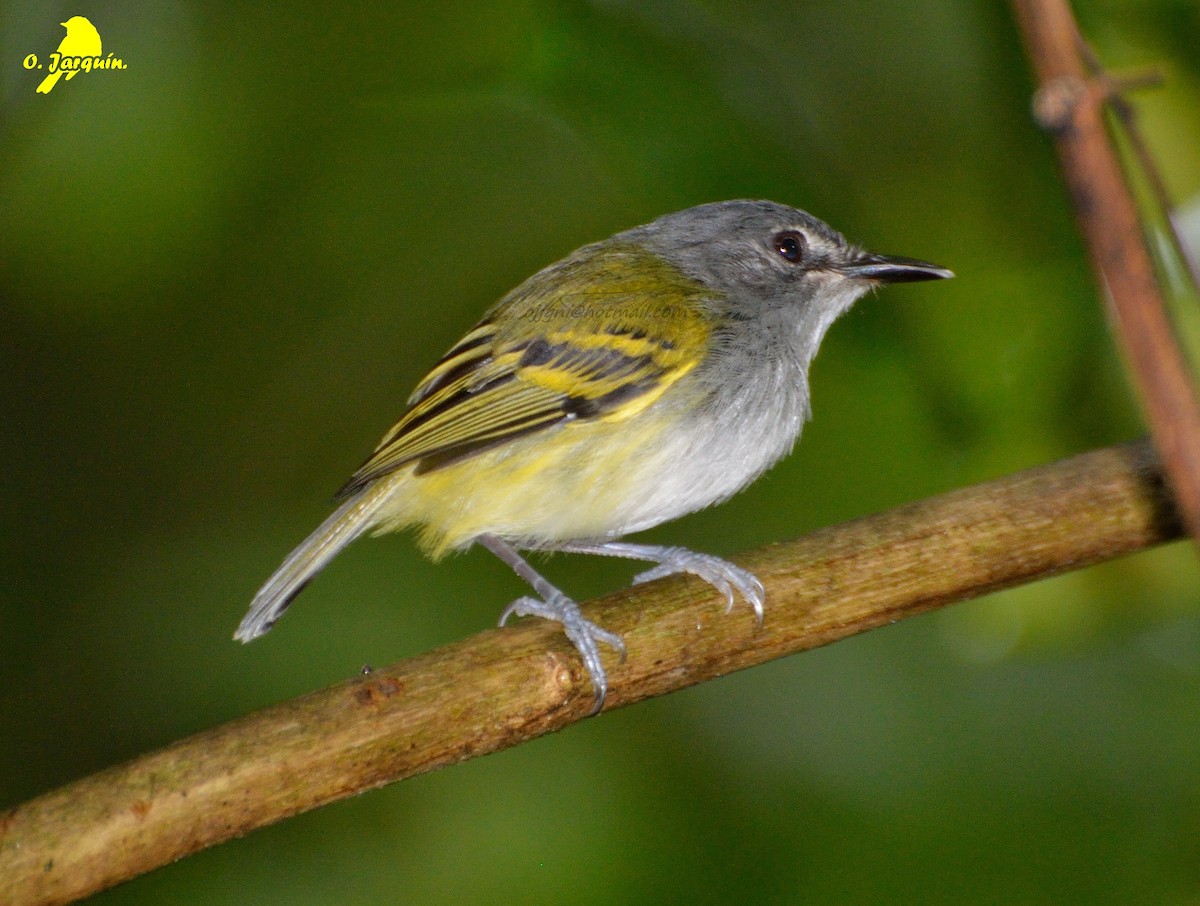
{"left": 624, "top": 200, "right": 952, "bottom": 324}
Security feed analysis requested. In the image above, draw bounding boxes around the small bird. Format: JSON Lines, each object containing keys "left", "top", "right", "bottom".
{"left": 36, "top": 16, "right": 102, "bottom": 94}
{"left": 236, "top": 200, "right": 952, "bottom": 710}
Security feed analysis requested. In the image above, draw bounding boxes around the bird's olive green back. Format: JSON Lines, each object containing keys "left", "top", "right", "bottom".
{"left": 337, "top": 243, "right": 716, "bottom": 495}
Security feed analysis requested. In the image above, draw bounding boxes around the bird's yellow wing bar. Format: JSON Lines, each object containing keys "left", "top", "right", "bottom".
{"left": 337, "top": 244, "right": 715, "bottom": 495}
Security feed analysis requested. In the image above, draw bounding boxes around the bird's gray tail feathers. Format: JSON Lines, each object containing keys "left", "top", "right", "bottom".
{"left": 234, "top": 481, "right": 396, "bottom": 642}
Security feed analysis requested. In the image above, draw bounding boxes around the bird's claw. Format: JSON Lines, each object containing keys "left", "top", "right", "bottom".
{"left": 500, "top": 592, "right": 626, "bottom": 713}
{"left": 633, "top": 548, "right": 765, "bottom": 625}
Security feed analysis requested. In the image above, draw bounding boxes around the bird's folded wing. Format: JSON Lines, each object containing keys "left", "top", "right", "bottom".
{"left": 337, "top": 247, "right": 714, "bottom": 495}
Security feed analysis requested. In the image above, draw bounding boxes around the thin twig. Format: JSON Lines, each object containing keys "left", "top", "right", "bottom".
{"left": 1076, "top": 43, "right": 1200, "bottom": 289}
{"left": 1011, "top": 0, "right": 1200, "bottom": 544}
{"left": 0, "top": 439, "right": 1182, "bottom": 906}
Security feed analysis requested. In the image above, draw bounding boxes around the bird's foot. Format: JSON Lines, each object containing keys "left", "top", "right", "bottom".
{"left": 499, "top": 592, "right": 626, "bottom": 713}
{"left": 632, "top": 547, "right": 765, "bottom": 625}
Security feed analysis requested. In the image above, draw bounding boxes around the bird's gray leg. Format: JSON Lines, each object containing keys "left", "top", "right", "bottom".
{"left": 479, "top": 534, "right": 626, "bottom": 713}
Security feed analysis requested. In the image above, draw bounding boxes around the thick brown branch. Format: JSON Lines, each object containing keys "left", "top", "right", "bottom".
{"left": 1011, "top": 0, "right": 1200, "bottom": 543}
{"left": 0, "top": 439, "right": 1182, "bottom": 906}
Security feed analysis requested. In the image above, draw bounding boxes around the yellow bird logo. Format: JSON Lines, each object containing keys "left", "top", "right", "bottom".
{"left": 36, "top": 16, "right": 102, "bottom": 94}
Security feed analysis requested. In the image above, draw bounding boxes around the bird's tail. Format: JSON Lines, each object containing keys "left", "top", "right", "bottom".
{"left": 36, "top": 71, "right": 63, "bottom": 94}
{"left": 234, "top": 477, "right": 400, "bottom": 642}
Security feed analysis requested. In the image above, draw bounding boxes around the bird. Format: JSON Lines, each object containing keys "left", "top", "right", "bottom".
{"left": 235, "top": 200, "right": 953, "bottom": 711}
{"left": 36, "top": 16, "right": 102, "bottom": 95}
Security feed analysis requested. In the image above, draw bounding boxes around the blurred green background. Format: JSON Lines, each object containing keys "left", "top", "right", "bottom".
{"left": 4, "top": 1, "right": 1200, "bottom": 902}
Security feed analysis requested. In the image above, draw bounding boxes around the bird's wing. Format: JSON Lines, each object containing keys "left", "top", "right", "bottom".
{"left": 336, "top": 244, "right": 714, "bottom": 496}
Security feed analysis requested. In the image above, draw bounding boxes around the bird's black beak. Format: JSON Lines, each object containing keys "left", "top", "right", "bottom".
{"left": 841, "top": 253, "right": 954, "bottom": 284}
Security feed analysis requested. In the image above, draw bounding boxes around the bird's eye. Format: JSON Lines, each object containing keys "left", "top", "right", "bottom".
{"left": 773, "top": 230, "right": 806, "bottom": 264}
